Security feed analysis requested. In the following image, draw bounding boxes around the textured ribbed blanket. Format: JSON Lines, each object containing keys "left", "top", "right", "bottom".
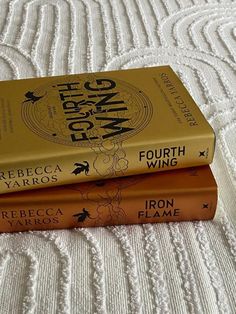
{"left": 0, "top": 0, "right": 235, "bottom": 313}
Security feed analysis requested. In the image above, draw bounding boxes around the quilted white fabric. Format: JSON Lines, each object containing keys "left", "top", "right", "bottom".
{"left": 0, "top": 0, "right": 236, "bottom": 313}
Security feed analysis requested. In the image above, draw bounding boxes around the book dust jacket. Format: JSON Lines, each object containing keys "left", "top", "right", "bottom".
{"left": 0, "top": 166, "right": 217, "bottom": 232}
{"left": 0, "top": 66, "right": 215, "bottom": 193}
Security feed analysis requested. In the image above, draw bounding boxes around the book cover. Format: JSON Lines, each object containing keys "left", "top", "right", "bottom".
{"left": 0, "top": 66, "right": 215, "bottom": 193}
{"left": 0, "top": 166, "right": 217, "bottom": 233}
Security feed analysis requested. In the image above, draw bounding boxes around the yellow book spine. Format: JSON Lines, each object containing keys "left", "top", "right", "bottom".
{"left": 0, "top": 135, "right": 214, "bottom": 194}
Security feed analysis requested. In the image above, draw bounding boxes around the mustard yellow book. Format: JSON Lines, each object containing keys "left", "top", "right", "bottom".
{"left": 0, "top": 66, "right": 215, "bottom": 194}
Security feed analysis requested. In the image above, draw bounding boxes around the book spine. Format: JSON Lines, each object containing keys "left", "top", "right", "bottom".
{"left": 0, "top": 136, "right": 214, "bottom": 194}
{"left": 0, "top": 188, "right": 217, "bottom": 233}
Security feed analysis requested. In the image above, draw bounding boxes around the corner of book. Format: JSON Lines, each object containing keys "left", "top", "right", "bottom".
{"left": 206, "top": 128, "right": 216, "bottom": 165}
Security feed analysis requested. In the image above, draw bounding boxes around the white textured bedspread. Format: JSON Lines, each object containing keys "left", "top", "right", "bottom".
{"left": 0, "top": 0, "right": 236, "bottom": 313}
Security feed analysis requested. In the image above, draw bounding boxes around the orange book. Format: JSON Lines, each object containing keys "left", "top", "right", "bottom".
{"left": 0, "top": 166, "right": 217, "bottom": 233}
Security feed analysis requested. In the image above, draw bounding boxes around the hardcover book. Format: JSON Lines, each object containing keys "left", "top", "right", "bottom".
{"left": 0, "top": 66, "right": 215, "bottom": 193}
{"left": 0, "top": 166, "right": 217, "bottom": 233}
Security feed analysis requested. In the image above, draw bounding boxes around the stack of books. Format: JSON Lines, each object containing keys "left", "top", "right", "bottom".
{"left": 0, "top": 66, "right": 217, "bottom": 232}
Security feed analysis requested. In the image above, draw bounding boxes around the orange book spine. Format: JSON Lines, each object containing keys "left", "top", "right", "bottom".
{"left": 0, "top": 166, "right": 217, "bottom": 233}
